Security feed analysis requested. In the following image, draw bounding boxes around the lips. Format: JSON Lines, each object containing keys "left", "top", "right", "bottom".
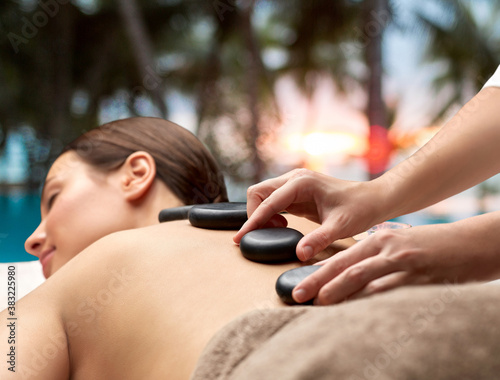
{"left": 39, "top": 248, "right": 55, "bottom": 278}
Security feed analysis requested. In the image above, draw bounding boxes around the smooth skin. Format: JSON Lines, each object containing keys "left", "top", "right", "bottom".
{"left": 234, "top": 86, "right": 500, "bottom": 305}
{"left": 25, "top": 150, "right": 183, "bottom": 278}
{"left": 2, "top": 215, "right": 341, "bottom": 379}
{"left": 1, "top": 149, "right": 352, "bottom": 379}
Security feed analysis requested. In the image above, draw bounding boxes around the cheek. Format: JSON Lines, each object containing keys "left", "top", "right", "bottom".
{"left": 46, "top": 186, "right": 133, "bottom": 273}
{"left": 46, "top": 192, "right": 125, "bottom": 271}
{"left": 45, "top": 201, "right": 96, "bottom": 270}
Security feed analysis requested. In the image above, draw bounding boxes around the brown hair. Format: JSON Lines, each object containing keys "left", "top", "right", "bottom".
{"left": 62, "top": 117, "right": 228, "bottom": 205}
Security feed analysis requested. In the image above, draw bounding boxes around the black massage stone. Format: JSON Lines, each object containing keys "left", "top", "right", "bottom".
{"left": 275, "top": 265, "right": 321, "bottom": 305}
{"left": 240, "top": 227, "right": 303, "bottom": 263}
{"left": 188, "top": 202, "right": 248, "bottom": 230}
{"left": 158, "top": 205, "right": 194, "bottom": 222}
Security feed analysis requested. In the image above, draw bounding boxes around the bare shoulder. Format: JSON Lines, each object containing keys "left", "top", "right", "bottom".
{"left": 2, "top": 215, "right": 355, "bottom": 379}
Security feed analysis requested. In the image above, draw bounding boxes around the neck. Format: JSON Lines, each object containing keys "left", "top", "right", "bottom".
{"left": 133, "top": 182, "right": 184, "bottom": 228}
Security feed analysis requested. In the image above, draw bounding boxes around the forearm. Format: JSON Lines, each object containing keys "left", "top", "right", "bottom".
{"left": 373, "top": 87, "right": 500, "bottom": 220}
{"left": 443, "top": 210, "right": 500, "bottom": 282}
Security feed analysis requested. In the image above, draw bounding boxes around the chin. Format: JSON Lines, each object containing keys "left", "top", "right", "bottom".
{"left": 46, "top": 261, "right": 62, "bottom": 278}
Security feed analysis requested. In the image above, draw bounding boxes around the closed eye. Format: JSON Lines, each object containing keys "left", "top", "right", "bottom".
{"left": 47, "top": 193, "right": 58, "bottom": 210}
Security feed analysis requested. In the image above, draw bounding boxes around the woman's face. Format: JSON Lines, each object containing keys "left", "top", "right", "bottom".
{"left": 25, "top": 151, "right": 133, "bottom": 278}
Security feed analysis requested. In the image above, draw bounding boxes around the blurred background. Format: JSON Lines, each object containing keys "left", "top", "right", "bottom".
{"left": 1, "top": 0, "right": 500, "bottom": 269}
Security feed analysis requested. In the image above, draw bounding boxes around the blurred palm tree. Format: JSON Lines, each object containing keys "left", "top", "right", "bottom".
{"left": 270, "top": 0, "right": 394, "bottom": 178}
{"left": 116, "top": 0, "right": 168, "bottom": 117}
{"left": 0, "top": 0, "right": 192, "bottom": 186}
{"left": 190, "top": 1, "right": 282, "bottom": 184}
{"left": 414, "top": 0, "right": 500, "bottom": 120}
{"left": 272, "top": 0, "right": 362, "bottom": 94}
{"left": 362, "top": 0, "right": 392, "bottom": 179}
{"left": 1, "top": 0, "right": 499, "bottom": 189}
{"left": 0, "top": 0, "right": 284, "bottom": 186}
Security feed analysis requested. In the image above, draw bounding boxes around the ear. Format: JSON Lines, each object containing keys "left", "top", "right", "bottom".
{"left": 120, "top": 151, "right": 157, "bottom": 202}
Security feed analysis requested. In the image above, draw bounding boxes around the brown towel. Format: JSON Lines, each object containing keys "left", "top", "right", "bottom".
{"left": 191, "top": 283, "right": 500, "bottom": 380}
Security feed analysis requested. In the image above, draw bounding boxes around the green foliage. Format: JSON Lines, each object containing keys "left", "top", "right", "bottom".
{"left": 0, "top": 0, "right": 499, "bottom": 187}
{"left": 414, "top": 0, "right": 500, "bottom": 120}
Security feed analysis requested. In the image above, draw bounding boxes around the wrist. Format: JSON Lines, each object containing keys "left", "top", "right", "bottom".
{"left": 364, "top": 175, "right": 400, "bottom": 224}
{"left": 344, "top": 179, "right": 392, "bottom": 234}
{"left": 447, "top": 213, "right": 500, "bottom": 282}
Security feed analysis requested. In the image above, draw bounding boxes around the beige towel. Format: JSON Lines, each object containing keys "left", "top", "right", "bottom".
{"left": 192, "top": 283, "right": 500, "bottom": 380}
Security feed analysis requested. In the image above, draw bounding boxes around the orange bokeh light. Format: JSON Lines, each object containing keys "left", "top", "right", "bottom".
{"left": 286, "top": 131, "right": 367, "bottom": 157}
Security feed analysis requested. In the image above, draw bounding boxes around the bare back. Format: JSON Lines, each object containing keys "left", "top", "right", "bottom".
{"left": 1, "top": 215, "right": 353, "bottom": 379}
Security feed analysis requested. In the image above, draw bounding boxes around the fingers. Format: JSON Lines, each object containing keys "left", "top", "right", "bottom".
{"left": 292, "top": 226, "right": 434, "bottom": 305}
{"left": 295, "top": 223, "right": 341, "bottom": 261}
{"left": 316, "top": 256, "right": 400, "bottom": 305}
{"left": 245, "top": 171, "right": 296, "bottom": 216}
{"left": 292, "top": 239, "right": 385, "bottom": 303}
{"left": 234, "top": 170, "right": 312, "bottom": 243}
{"left": 261, "top": 214, "right": 288, "bottom": 229}
{"left": 234, "top": 197, "right": 285, "bottom": 243}
{"left": 349, "top": 271, "right": 409, "bottom": 300}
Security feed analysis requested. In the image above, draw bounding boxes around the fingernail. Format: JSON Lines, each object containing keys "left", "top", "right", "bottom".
{"left": 293, "top": 288, "right": 307, "bottom": 303}
{"left": 302, "top": 246, "right": 313, "bottom": 260}
{"left": 268, "top": 219, "right": 282, "bottom": 227}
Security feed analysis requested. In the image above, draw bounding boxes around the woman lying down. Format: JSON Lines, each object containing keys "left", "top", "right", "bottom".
{"left": 0, "top": 117, "right": 345, "bottom": 379}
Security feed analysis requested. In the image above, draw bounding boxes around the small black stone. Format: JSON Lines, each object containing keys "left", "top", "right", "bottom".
{"left": 158, "top": 205, "right": 194, "bottom": 222}
{"left": 188, "top": 202, "right": 248, "bottom": 230}
{"left": 240, "top": 227, "right": 304, "bottom": 263}
{"left": 275, "top": 265, "right": 321, "bottom": 305}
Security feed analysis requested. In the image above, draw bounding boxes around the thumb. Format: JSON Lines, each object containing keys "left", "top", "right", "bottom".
{"left": 296, "top": 224, "right": 339, "bottom": 261}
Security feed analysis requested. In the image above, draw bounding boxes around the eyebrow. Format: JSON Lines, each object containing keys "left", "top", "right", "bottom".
{"left": 41, "top": 176, "right": 57, "bottom": 202}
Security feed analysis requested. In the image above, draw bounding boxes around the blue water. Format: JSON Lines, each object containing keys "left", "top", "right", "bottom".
{"left": 0, "top": 192, "right": 41, "bottom": 263}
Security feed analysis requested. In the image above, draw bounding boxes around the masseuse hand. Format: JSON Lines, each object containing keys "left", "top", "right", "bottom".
{"left": 234, "top": 168, "right": 387, "bottom": 260}
{"left": 293, "top": 213, "right": 500, "bottom": 305}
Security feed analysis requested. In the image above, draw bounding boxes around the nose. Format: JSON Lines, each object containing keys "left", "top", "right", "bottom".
{"left": 25, "top": 222, "right": 47, "bottom": 259}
